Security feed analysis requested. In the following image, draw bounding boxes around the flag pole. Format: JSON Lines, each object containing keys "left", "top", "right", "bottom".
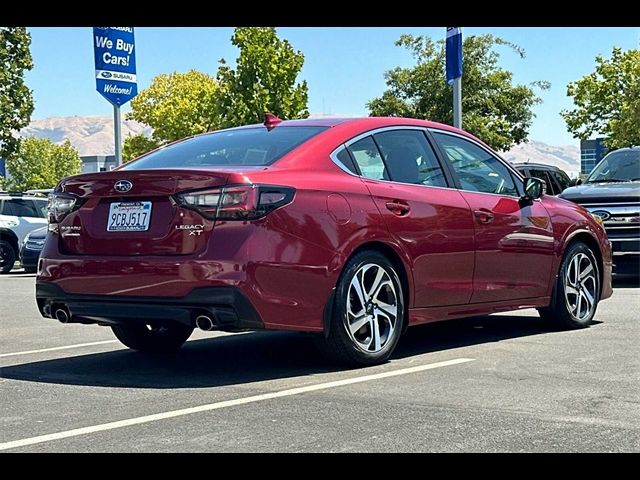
{"left": 453, "top": 76, "right": 462, "bottom": 129}
{"left": 446, "top": 27, "right": 463, "bottom": 129}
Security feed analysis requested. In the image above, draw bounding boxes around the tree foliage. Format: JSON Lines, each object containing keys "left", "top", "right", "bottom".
{"left": 1, "top": 138, "right": 81, "bottom": 191}
{"left": 123, "top": 28, "right": 310, "bottom": 160}
{"left": 123, "top": 134, "right": 161, "bottom": 162}
{"left": 561, "top": 47, "right": 640, "bottom": 149}
{"left": 123, "top": 69, "right": 221, "bottom": 160}
{"left": 217, "top": 27, "right": 309, "bottom": 127}
{"left": 367, "top": 34, "right": 550, "bottom": 151}
{"left": 0, "top": 27, "right": 34, "bottom": 162}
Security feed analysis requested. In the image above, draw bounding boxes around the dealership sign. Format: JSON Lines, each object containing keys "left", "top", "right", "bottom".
{"left": 93, "top": 27, "right": 137, "bottom": 106}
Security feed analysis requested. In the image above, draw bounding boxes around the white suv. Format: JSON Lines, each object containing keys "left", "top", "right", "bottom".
{"left": 0, "top": 194, "right": 48, "bottom": 273}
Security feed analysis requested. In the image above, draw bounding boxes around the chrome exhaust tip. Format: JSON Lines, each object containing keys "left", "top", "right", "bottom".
{"left": 195, "top": 314, "right": 216, "bottom": 331}
{"left": 55, "top": 307, "right": 70, "bottom": 323}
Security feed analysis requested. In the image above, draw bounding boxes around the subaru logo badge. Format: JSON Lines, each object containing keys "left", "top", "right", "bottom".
{"left": 591, "top": 210, "right": 611, "bottom": 221}
{"left": 101, "top": 72, "right": 112, "bottom": 78}
{"left": 114, "top": 180, "right": 133, "bottom": 193}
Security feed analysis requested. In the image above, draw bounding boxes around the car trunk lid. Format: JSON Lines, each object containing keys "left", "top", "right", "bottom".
{"left": 57, "top": 169, "right": 229, "bottom": 256}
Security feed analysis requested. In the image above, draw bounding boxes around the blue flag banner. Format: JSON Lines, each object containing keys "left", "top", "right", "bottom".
{"left": 93, "top": 27, "right": 137, "bottom": 106}
{"left": 446, "top": 27, "right": 463, "bottom": 85}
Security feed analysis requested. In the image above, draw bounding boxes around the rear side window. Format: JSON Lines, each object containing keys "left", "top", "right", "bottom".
{"left": 347, "top": 137, "right": 386, "bottom": 181}
{"left": 3, "top": 199, "right": 44, "bottom": 218}
{"left": 121, "top": 126, "right": 328, "bottom": 170}
{"left": 334, "top": 147, "right": 359, "bottom": 175}
{"left": 373, "top": 130, "right": 447, "bottom": 187}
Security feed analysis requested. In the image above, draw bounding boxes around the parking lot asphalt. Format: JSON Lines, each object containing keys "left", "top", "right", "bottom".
{"left": 1, "top": 270, "right": 639, "bottom": 452}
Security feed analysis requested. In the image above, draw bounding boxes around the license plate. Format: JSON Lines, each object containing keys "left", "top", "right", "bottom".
{"left": 107, "top": 201, "right": 152, "bottom": 232}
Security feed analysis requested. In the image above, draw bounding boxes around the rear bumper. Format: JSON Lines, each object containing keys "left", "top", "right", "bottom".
{"left": 36, "top": 282, "right": 264, "bottom": 331}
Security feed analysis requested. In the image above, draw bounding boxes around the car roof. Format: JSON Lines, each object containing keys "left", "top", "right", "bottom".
{"left": 240, "top": 116, "right": 466, "bottom": 131}
{"left": 216, "top": 116, "right": 484, "bottom": 146}
{"left": 0, "top": 193, "right": 48, "bottom": 201}
{"left": 609, "top": 146, "right": 640, "bottom": 151}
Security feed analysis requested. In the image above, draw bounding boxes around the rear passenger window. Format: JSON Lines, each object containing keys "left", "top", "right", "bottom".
{"left": 374, "top": 130, "right": 447, "bottom": 187}
{"left": 347, "top": 137, "right": 386, "bottom": 181}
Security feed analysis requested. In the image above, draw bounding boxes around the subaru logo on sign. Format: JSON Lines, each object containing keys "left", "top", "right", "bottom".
{"left": 114, "top": 180, "right": 133, "bottom": 193}
{"left": 101, "top": 72, "right": 112, "bottom": 78}
{"left": 591, "top": 210, "right": 611, "bottom": 221}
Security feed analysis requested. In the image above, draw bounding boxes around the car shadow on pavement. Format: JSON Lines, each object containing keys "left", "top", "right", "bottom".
{"left": 1, "top": 313, "right": 589, "bottom": 389}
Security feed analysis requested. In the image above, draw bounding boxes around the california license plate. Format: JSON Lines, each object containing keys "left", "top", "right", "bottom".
{"left": 107, "top": 201, "right": 152, "bottom": 232}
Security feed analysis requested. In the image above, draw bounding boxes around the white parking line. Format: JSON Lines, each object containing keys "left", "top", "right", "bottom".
{"left": 0, "top": 357, "right": 474, "bottom": 451}
{"left": 0, "top": 340, "right": 119, "bottom": 358}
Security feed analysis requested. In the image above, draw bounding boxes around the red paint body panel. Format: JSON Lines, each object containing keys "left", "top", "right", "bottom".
{"left": 363, "top": 180, "right": 475, "bottom": 307}
{"left": 38, "top": 117, "right": 613, "bottom": 332}
{"left": 459, "top": 192, "right": 555, "bottom": 302}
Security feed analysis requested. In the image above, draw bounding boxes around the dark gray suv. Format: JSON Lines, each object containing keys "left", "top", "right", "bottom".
{"left": 560, "top": 147, "right": 640, "bottom": 276}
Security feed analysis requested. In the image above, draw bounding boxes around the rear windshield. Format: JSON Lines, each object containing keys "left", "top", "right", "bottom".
{"left": 121, "top": 126, "right": 328, "bottom": 170}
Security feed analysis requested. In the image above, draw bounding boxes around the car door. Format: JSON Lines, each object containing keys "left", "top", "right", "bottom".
{"left": 431, "top": 131, "right": 555, "bottom": 303}
{"left": 343, "top": 129, "right": 475, "bottom": 308}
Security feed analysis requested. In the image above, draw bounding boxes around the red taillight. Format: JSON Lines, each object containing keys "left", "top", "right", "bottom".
{"left": 174, "top": 185, "right": 294, "bottom": 221}
{"left": 47, "top": 192, "right": 82, "bottom": 231}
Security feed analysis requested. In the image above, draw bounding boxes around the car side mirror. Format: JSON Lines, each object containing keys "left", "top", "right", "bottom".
{"left": 522, "top": 177, "right": 545, "bottom": 200}
{"left": 569, "top": 178, "right": 582, "bottom": 187}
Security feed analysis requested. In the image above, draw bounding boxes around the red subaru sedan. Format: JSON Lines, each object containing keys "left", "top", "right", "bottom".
{"left": 37, "top": 117, "right": 613, "bottom": 365}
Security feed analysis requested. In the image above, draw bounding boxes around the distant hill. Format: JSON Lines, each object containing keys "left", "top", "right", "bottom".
{"left": 20, "top": 116, "right": 152, "bottom": 156}
{"left": 21, "top": 116, "right": 580, "bottom": 174}
{"left": 500, "top": 140, "right": 580, "bottom": 175}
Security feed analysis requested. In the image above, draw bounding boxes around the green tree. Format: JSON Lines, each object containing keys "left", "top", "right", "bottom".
{"left": 367, "top": 34, "right": 550, "bottom": 151}
{"left": 123, "top": 69, "right": 221, "bottom": 160}
{"left": 561, "top": 47, "right": 640, "bottom": 149}
{"left": 123, "top": 134, "right": 160, "bottom": 162}
{"left": 1, "top": 138, "right": 81, "bottom": 191}
{"left": 0, "top": 27, "right": 34, "bottom": 163}
{"left": 217, "top": 27, "right": 309, "bottom": 127}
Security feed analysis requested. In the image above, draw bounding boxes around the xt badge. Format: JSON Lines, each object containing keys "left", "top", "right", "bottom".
{"left": 176, "top": 224, "right": 205, "bottom": 236}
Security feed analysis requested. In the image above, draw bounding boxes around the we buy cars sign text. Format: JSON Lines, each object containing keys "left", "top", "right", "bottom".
{"left": 93, "top": 27, "right": 137, "bottom": 106}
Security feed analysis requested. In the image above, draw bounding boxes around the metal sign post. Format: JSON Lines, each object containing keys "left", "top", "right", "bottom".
{"left": 113, "top": 105, "right": 122, "bottom": 167}
{"left": 92, "top": 27, "right": 138, "bottom": 167}
{"left": 446, "top": 27, "right": 463, "bottom": 129}
{"left": 453, "top": 76, "right": 462, "bottom": 129}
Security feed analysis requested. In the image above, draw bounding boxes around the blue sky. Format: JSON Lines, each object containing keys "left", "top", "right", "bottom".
{"left": 26, "top": 27, "right": 639, "bottom": 146}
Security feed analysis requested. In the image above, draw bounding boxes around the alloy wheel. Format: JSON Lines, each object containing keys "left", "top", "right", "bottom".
{"left": 564, "top": 252, "right": 597, "bottom": 322}
{"left": 346, "top": 263, "right": 398, "bottom": 353}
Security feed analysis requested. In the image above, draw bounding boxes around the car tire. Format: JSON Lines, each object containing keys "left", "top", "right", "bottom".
{"left": 318, "top": 250, "right": 405, "bottom": 366}
{"left": 111, "top": 322, "right": 194, "bottom": 353}
{"left": 23, "top": 266, "right": 37, "bottom": 274}
{"left": 538, "top": 242, "right": 600, "bottom": 329}
{"left": 0, "top": 240, "right": 17, "bottom": 274}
